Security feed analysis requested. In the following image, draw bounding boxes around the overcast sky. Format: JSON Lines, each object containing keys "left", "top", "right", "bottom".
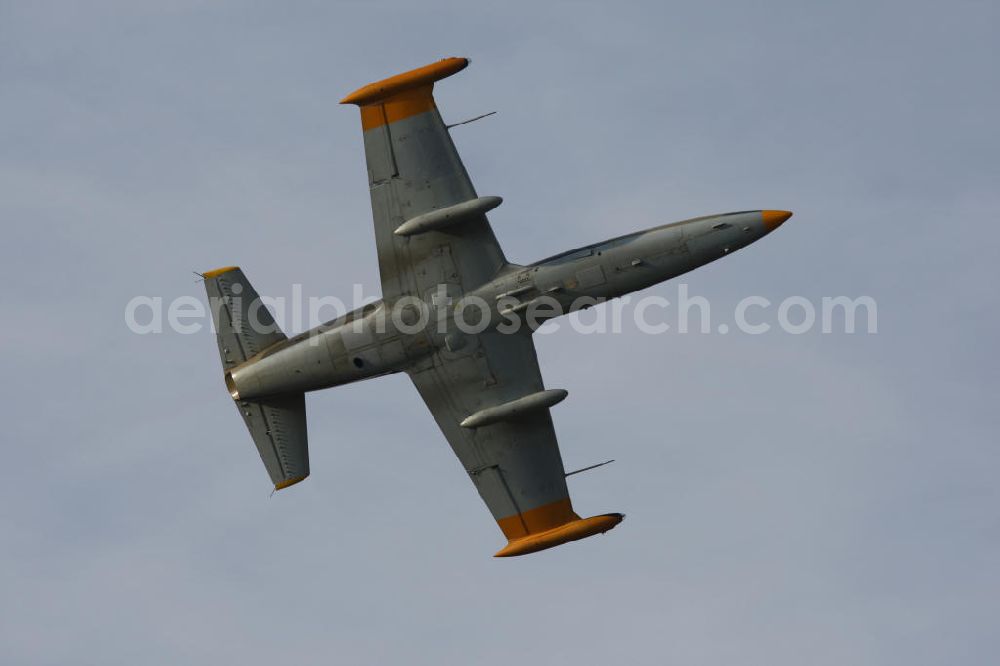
{"left": 2, "top": 1, "right": 998, "bottom": 664}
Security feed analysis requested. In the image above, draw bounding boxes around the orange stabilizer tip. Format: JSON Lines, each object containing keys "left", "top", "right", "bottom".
{"left": 494, "top": 513, "right": 625, "bottom": 557}
{"left": 274, "top": 475, "right": 308, "bottom": 491}
{"left": 202, "top": 266, "right": 239, "bottom": 279}
{"left": 340, "top": 57, "right": 470, "bottom": 106}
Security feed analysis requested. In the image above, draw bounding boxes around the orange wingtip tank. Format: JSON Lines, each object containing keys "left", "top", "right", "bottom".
{"left": 494, "top": 513, "right": 625, "bottom": 557}
{"left": 339, "top": 57, "right": 470, "bottom": 106}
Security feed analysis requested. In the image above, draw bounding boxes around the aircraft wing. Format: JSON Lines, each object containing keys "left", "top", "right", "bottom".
{"left": 343, "top": 58, "right": 622, "bottom": 556}
{"left": 340, "top": 57, "right": 507, "bottom": 301}
{"left": 408, "top": 328, "right": 623, "bottom": 557}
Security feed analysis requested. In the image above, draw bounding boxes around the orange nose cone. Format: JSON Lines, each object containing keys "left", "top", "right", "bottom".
{"left": 762, "top": 210, "right": 793, "bottom": 231}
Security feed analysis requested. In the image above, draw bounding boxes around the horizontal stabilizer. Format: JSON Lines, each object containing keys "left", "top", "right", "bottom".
{"left": 234, "top": 392, "right": 309, "bottom": 490}
{"left": 203, "top": 266, "right": 286, "bottom": 368}
{"left": 203, "top": 266, "right": 309, "bottom": 490}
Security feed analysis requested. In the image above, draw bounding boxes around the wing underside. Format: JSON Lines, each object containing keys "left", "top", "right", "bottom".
{"left": 408, "top": 329, "right": 622, "bottom": 557}
{"left": 341, "top": 57, "right": 506, "bottom": 301}
{"left": 343, "top": 59, "right": 622, "bottom": 555}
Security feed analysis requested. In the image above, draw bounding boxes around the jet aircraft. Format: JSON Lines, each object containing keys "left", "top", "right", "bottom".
{"left": 202, "top": 58, "right": 792, "bottom": 557}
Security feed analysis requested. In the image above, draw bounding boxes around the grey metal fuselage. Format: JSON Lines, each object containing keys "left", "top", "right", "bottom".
{"left": 227, "top": 210, "right": 773, "bottom": 401}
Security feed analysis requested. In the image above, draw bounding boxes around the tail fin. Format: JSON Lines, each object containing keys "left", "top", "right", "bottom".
{"left": 203, "top": 266, "right": 309, "bottom": 491}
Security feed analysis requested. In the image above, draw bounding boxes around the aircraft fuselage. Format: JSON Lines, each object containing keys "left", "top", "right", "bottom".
{"left": 224, "top": 209, "right": 789, "bottom": 401}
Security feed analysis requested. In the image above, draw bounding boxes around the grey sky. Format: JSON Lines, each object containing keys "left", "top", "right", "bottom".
{"left": 2, "top": 1, "right": 998, "bottom": 664}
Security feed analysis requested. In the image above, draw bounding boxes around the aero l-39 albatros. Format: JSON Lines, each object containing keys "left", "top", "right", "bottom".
{"left": 201, "top": 58, "right": 792, "bottom": 557}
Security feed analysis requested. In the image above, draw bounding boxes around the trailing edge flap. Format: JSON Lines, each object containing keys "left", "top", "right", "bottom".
{"left": 234, "top": 392, "right": 310, "bottom": 491}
